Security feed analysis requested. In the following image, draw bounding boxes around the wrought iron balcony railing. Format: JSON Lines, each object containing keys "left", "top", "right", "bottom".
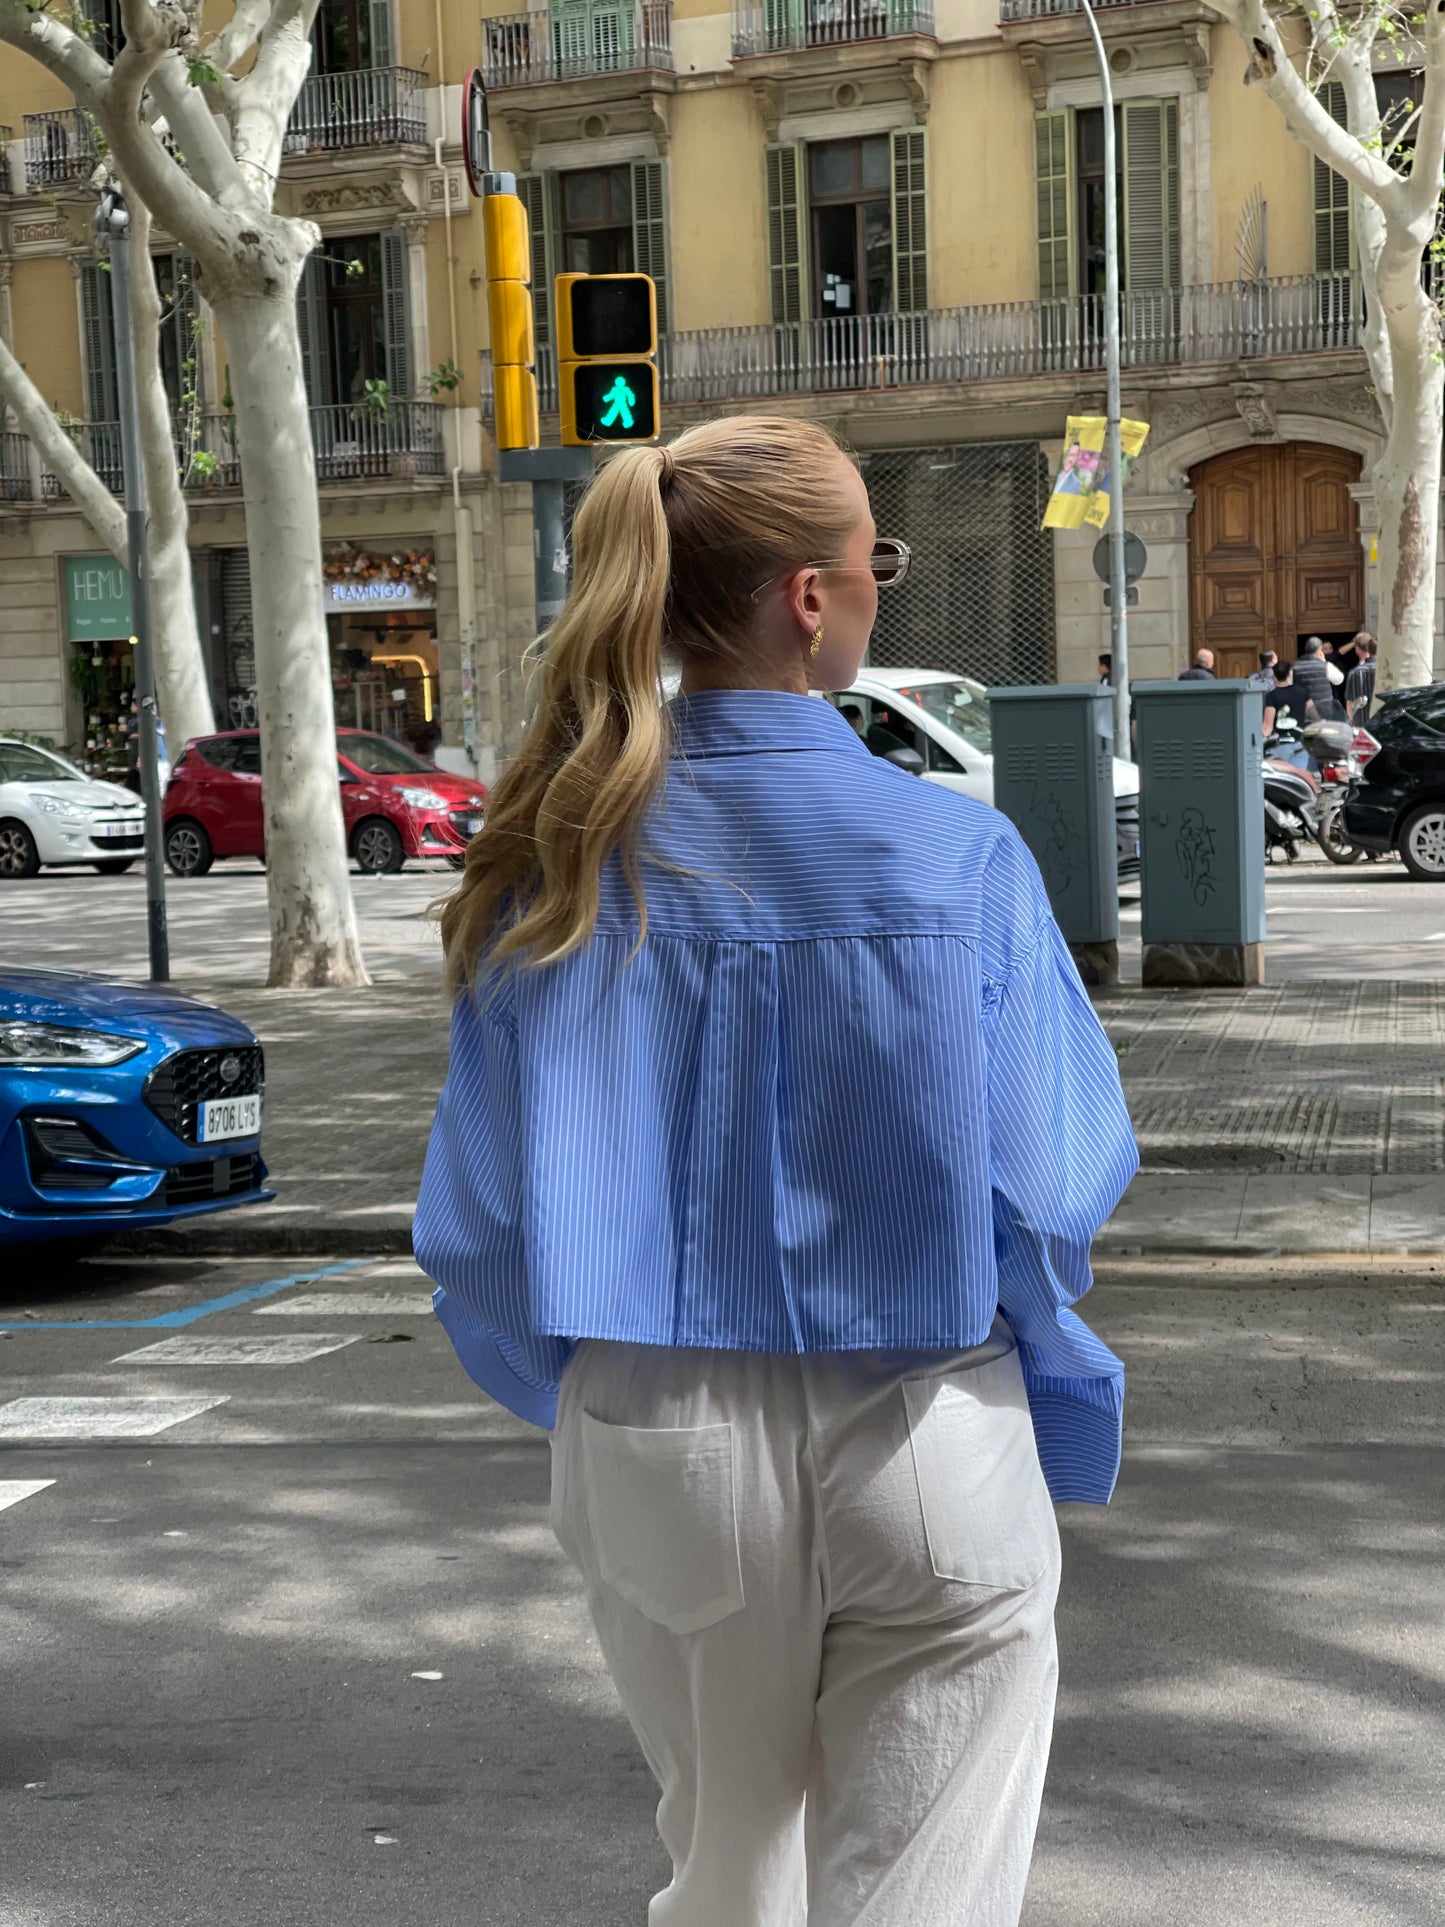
{"left": 284, "top": 67, "right": 429, "bottom": 154}
{"left": 481, "top": 275, "right": 1363, "bottom": 419}
{"left": 0, "top": 126, "right": 13, "bottom": 196}
{"left": 483, "top": 5, "right": 674, "bottom": 87}
{"left": 23, "top": 108, "right": 101, "bottom": 191}
{"left": 732, "top": 0, "right": 934, "bottom": 57}
{"left": 999, "top": 0, "right": 1139, "bottom": 18}
{"left": 23, "top": 402, "right": 444, "bottom": 502}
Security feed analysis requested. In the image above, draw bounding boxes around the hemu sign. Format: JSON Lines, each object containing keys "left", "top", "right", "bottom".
{"left": 64, "top": 556, "right": 133, "bottom": 643}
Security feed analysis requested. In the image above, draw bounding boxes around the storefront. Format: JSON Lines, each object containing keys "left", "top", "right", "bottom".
{"left": 324, "top": 545, "right": 439, "bottom": 752}
{"left": 63, "top": 555, "right": 138, "bottom": 781}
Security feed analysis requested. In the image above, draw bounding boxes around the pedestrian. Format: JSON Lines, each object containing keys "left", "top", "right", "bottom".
{"left": 1345, "top": 633, "right": 1378, "bottom": 722}
{"left": 1263, "top": 661, "right": 1313, "bottom": 767}
{"left": 1292, "top": 636, "right": 1346, "bottom": 719}
{"left": 415, "top": 416, "right": 1139, "bottom": 1927}
{"left": 1098, "top": 652, "right": 1112, "bottom": 684}
{"left": 1179, "top": 648, "right": 1215, "bottom": 680}
{"left": 1247, "top": 650, "right": 1278, "bottom": 691}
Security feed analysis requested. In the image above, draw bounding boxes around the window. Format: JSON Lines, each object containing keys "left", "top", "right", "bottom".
{"left": 156, "top": 254, "right": 202, "bottom": 415}
{"left": 1034, "top": 102, "right": 1179, "bottom": 300}
{"left": 809, "top": 136, "right": 893, "bottom": 318}
{"left": 326, "top": 237, "right": 388, "bottom": 404}
{"left": 313, "top": 0, "right": 393, "bottom": 72}
{"left": 560, "top": 166, "right": 636, "bottom": 275}
{"left": 0, "top": 744, "right": 83, "bottom": 784}
{"left": 1075, "top": 109, "right": 1121, "bottom": 297}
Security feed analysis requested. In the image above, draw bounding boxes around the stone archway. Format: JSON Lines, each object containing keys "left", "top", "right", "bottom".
{"left": 1188, "top": 442, "right": 1364, "bottom": 679}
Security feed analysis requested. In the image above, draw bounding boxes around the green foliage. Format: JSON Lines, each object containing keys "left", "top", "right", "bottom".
{"left": 362, "top": 377, "right": 391, "bottom": 416}
{"left": 190, "top": 449, "right": 220, "bottom": 482}
{"left": 185, "top": 54, "right": 224, "bottom": 90}
{"left": 424, "top": 358, "right": 464, "bottom": 397}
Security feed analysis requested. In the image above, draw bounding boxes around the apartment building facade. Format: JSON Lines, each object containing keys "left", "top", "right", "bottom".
{"left": 0, "top": 0, "right": 1429, "bottom": 776}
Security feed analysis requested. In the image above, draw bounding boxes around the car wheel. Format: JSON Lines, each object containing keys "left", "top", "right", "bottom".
{"left": 1398, "top": 804, "right": 1445, "bottom": 881}
{"left": 164, "top": 818, "right": 213, "bottom": 878}
{"left": 91, "top": 859, "right": 135, "bottom": 875}
{"left": 0, "top": 819, "right": 40, "bottom": 879}
{"left": 353, "top": 817, "right": 405, "bottom": 875}
{"left": 446, "top": 851, "right": 468, "bottom": 872}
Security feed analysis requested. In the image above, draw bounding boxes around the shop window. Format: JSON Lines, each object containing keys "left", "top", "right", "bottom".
{"left": 560, "top": 166, "right": 636, "bottom": 275}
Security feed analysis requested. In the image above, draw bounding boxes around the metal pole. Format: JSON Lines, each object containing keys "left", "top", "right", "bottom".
{"left": 1080, "top": 0, "right": 1130, "bottom": 759}
{"left": 99, "top": 189, "right": 169, "bottom": 981}
{"left": 531, "top": 479, "right": 568, "bottom": 634}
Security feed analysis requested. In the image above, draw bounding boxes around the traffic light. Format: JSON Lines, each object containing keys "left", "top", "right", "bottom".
{"left": 557, "top": 272, "right": 659, "bottom": 446}
{"left": 483, "top": 190, "right": 538, "bottom": 452}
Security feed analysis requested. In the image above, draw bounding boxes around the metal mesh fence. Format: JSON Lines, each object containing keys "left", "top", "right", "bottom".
{"left": 859, "top": 441, "right": 1056, "bottom": 687}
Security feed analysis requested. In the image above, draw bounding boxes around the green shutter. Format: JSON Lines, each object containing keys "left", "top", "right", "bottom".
{"left": 765, "top": 141, "right": 806, "bottom": 325}
{"left": 550, "top": 1, "right": 590, "bottom": 74}
{"left": 1034, "top": 110, "right": 1074, "bottom": 302}
{"left": 631, "top": 158, "right": 670, "bottom": 337}
{"left": 367, "top": 0, "right": 393, "bottom": 67}
{"left": 297, "top": 252, "right": 333, "bottom": 407}
{"left": 592, "top": 3, "right": 633, "bottom": 68}
{"left": 1122, "top": 99, "right": 1180, "bottom": 291}
{"left": 379, "top": 228, "right": 414, "bottom": 399}
{"left": 80, "top": 260, "right": 118, "bottom": 422}
{"left": 1314, "top": 80, "right": 1352, "bottom": 273}
{"left": 517, "top": 172, "right": 557, "bottom": 352}
{"left": 891, "top": 128, "right": 928, "bottom": 314}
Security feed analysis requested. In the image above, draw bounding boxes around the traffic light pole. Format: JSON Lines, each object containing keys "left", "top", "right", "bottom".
{"left": 497, "top": 446, "right": 593, "bottom": 634}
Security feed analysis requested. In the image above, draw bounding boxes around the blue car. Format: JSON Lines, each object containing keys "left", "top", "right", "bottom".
{"left": 0, "top": 967, "right": 272, "bottom": 1243}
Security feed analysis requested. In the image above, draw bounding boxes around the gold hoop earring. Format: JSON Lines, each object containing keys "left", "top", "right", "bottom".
{"left": 809, "top": 624, "right": 824, "bottom": 660}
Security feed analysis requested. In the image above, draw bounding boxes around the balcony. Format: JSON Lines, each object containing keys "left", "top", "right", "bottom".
{"left": 23, "top": 108, "right": 100, "bottom": 191}
{"left": 999, "top": 0, "right": 1135, "bottom": 17}
{"left": 481, "top": 274, "right": 1363, "bottom": 419}
{"left": 483, "top": 5, "right": 674, "bottom": 87}
{"left": 0, "top": 126, "right": 12, "bottom": 195}
{"left": 19, "top": 403, "right": 444, "bottom": 504}
{"left": 284, "top": 68, "right": 429, "bottom": 155}
{"left": 732, "top": 0, "right": 934, "bottom": 56}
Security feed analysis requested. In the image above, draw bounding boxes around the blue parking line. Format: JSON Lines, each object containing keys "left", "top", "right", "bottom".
{"left": 0, "top": 1258, "right": 377, "bottom": 1331}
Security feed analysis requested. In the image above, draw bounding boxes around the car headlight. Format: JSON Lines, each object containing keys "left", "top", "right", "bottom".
{"left": 397, "top": 787, "right": 448, "bottom": 810}
{"left": 0, "top": 1022, "right": 146, "bottom": 1067}
{"left": 32, "top": 795, "right": 86, "bottom": 818}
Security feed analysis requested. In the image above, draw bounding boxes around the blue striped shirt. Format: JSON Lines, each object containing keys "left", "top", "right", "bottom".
{"left": 414, "top": 690, "right": 1139, "bottom": 1503}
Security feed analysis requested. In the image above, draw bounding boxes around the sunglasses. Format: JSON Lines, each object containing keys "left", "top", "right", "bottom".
{"left": 751, "top": 537, "right": 912, "bottom": 601}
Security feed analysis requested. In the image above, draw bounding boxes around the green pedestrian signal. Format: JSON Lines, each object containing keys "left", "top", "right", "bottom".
{"left": 566, "top": 360, "right": 658, "bottom": 442}
{"left": 599, "top": 376, "right": 636, "bottom": 431}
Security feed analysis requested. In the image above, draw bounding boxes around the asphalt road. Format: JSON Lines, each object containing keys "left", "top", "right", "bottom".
{"left": 1, "top": 844, "right": 1442, "bottom": 989}
{"left": 2, "top": 1250, "right": 1441, "bottom": 1925}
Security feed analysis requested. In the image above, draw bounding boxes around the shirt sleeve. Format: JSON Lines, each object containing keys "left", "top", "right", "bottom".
{"left": 982, "top": 856, "right": 1140, "bottom": 1501}
{"left": 413, "top": 985, "right": 569, "bottom": 1429}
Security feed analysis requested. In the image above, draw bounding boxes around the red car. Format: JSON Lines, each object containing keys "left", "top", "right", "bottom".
{"left": 162, "top": 729, "right": 489, "bottom": 877}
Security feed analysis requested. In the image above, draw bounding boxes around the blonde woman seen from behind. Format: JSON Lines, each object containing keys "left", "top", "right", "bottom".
{"left": 415, "top": 417, "right": 1139, "bottom": 1925}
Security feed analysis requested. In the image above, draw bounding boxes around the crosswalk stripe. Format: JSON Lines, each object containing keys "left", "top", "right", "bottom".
{"left": 0, "top": 1479, "right": 56, "bottom": 1513}
{"left": 0, "top": 1397, "right": 228, "bottom": 1439}
{"left": 250, "top": 1294, "right": 434, "bottom": 1317}
{"left": 113, "top": 1333, "right": 364, "bottom": 1366}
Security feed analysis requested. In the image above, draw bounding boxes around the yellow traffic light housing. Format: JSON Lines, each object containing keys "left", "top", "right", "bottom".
{"left": 557, "top": 271, "right": 659, "bottom": 446}
{"left": 482, "top": 190, "right": 537, "bottom": 452}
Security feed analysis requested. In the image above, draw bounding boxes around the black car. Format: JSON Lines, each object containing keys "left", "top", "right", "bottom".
{"left": 1342, "top": 684, "right": 1445, "bottom": 879}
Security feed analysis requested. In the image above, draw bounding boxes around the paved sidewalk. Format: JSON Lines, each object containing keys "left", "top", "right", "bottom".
{"left": 122, "top": 978, "right": 1445, "bottom": 1259}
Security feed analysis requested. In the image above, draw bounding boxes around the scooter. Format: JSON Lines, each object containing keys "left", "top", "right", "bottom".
{"left": 1262, "top": 719, "right": 1322, "bottom": 862}
{"left": 1300, "top": 719, "right": 1385, "bottom": 865}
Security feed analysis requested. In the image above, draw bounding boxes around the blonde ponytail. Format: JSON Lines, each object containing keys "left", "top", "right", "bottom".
{"left": 441, "top": 415, "right": 857, "bottom": 985}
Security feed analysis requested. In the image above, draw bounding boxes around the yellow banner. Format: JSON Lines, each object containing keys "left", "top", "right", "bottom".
{"left": 1042, "top": 416, "right": 1150, "bottom": 531}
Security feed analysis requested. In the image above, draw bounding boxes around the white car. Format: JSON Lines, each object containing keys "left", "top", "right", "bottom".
{"left": 0, "top": 739, "right": 147, "bottom": 879}
{"left": 836, "top": 668, "right": 1141, "bottom": 876}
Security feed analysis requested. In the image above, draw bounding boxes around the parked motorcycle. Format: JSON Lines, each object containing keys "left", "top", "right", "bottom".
{"left": 1262, "top": 745, "right": 1320, "bottom": 863}
{"left": 1301, "top": 719, "right": 1366, "bottom": 865}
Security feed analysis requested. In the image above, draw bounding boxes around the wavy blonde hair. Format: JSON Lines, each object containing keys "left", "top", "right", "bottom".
{"left": 439, "top": 415, "right": 860, "bottom": 985}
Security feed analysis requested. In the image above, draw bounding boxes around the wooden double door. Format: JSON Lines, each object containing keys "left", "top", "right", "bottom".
{"left": 1189, "top": 443, "right": 1363, "bottom": 680}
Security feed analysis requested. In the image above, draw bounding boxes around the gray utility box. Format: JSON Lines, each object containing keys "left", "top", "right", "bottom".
{"left": 988, "top": 684, "right": 1119, "bottom": 986}
{"left": 1133, "top": 680, "right": 1265, "bottom": 987}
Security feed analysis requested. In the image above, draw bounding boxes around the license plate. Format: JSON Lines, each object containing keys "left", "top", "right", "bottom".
{"left": 464, "top": 816, "right": 484, "bottom": 835}
{"left": 199, "top": 1094, "right": 261, "bottom": 1142}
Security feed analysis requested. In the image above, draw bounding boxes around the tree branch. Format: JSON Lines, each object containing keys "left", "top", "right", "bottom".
{"left": 1402, "top": 11, "right": 1445, "bottom": 228}
{"left": 0, "top": 1, "right": 112, "bottom": 115}
{"left": 0, "top": 335, "right": 127, "bottom": 563}
{"left": 233, "top": 0, "right": 319, "bottom": 197}
{"left": 147, "top": 51, "right": 254, "bottom": 211}
{"left": 208, "top": 0, "right": 273, "bottom": 81}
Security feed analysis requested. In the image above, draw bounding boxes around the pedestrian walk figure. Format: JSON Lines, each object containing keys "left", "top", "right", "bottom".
{"left": 417, "top": 416, "right": 1139, "bottom": 1926}
{"left": 598, "top": 375, "right": 636, "bottom": 431}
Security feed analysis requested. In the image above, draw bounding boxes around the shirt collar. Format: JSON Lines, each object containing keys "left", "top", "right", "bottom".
{"left": 667, "top": 689, "right": 870, "bottom": 760}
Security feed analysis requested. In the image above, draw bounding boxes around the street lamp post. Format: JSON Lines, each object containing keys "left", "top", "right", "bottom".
{"left": 97, "top": 187, "right": 169, "bottom": 982}
{"left": 1079, "top": 0, "right": 1131, "bottom": 758}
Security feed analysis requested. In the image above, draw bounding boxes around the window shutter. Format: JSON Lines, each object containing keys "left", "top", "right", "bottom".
{"left": 80, "top": 260, "right": 118, "bottom": 423}
{"left": 367, "top": 0, "right": 393, "bottom": 67}
{"left": 890, "top": 127, "right": 927, "bottom": 313}
{"left": 1314, "top": 81, "right": 1352, "bottom": 273}
{"left": 297, "top": 252, "right": 333, "bottom": 408}
{"left": 380, "top": 228, "right": 414, "bottom": 399}
{"left": 1034, "top": 110, "right": 1074, "bottom": 301}
{"left": 631, "top": 158, "right": 670, "bottom": 337}
{"left": 551, "top": 1, "right": 590, "bottom": 75}
{"left": 517, "top": 172, "right": 558, "bottom": 352}
{"left": 1122, "top": 100, "right": 1180, "bottom": 291}
{"left": 765, "top": 141, "right": 806, "bottom": 325}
